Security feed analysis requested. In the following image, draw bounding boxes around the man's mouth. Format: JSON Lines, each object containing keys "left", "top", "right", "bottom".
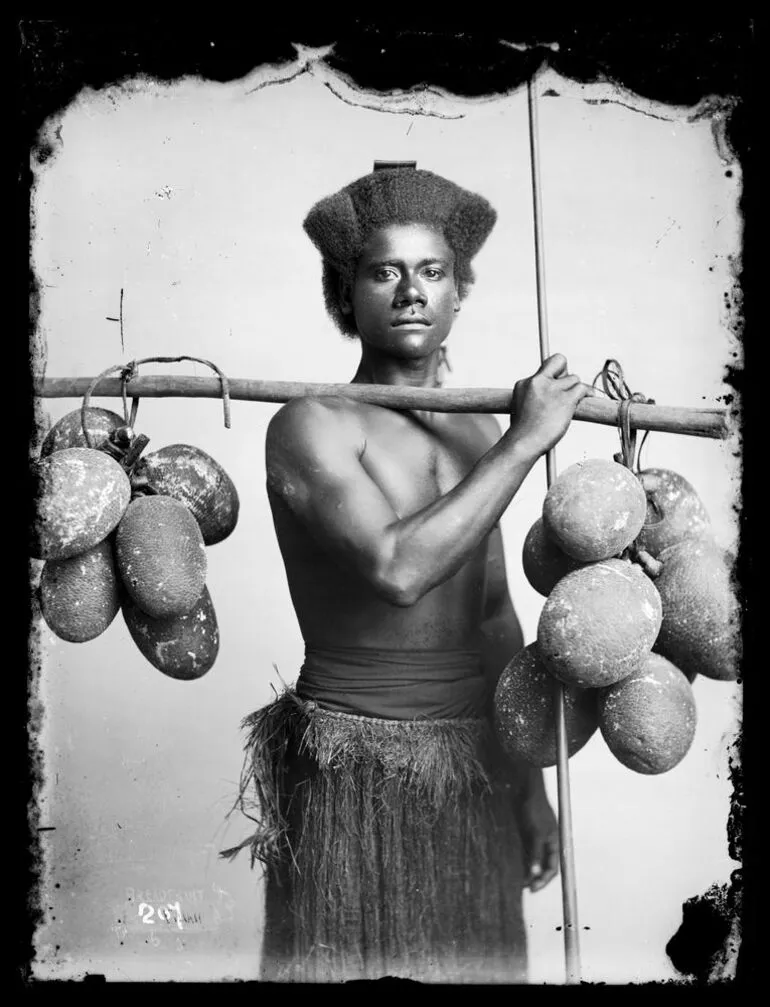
{"left": 393, "top": 315, "right": 430, "bottom": 326}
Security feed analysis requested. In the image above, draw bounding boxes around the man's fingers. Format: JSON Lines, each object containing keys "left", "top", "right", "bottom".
{"left": 528, "top": 842, "right": 561, "bottom": 893}
{"left": 557, "top": 372, "right": 582, "bottom": 391}
{"left": 539, "top": 358, "right": 597, "bottom": 397}
{"left": 529, "top": 862, "right": 559, "bottom": 893}
{"left": 555, "top": 373, "right": 597, "bottom": 392}
{"left": 556, "top": 376, "right": 597, "bottom": 404}
{"left": 538, "top": 353, "right": 569, "bottom": 378}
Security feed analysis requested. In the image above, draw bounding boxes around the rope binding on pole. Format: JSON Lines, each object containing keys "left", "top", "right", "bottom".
{"left": 593, "top": 359, "right": 656, "bottom": 473}
{"left": 79, "top": 355, "right": 232, "bottom": 473}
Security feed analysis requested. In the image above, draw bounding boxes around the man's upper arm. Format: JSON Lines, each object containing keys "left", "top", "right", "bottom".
{"left": 265, "top": 397, "right": 401, "bottom": 583}
{"left": 485, "top": 523, "right": 512, "bottom": 619}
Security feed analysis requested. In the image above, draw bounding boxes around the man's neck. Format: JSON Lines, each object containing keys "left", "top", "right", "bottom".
{"left": 351, "top": 348, "right": 443, "bottom": 389}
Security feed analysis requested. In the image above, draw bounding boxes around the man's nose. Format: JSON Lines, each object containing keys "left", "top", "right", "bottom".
{"left": 394, "top": 274, "right": 427, "bottom": 306}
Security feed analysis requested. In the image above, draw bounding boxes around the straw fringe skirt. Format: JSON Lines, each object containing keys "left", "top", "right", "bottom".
{"left": 223, "top": 690, "right": 528, "bottom": 984}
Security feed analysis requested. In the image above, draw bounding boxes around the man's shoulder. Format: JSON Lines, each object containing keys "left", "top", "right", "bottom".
{"left": 270, "top": 393, "right": 363, "bottom": 425}
{"left": 267, "top": 395, "right": 503, "bottom": 454}
{"left": 266, "top": 394, "right": 363, "bottom": 453}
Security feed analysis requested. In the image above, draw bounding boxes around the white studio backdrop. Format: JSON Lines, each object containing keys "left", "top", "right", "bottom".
{"left": 30, "top": 65, "right": 742, "bottom": 984}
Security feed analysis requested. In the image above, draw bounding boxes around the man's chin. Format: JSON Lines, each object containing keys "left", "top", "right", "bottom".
{"left": 389, "top": 329, "right": 450, "bottom": 352}
{"left": 356, "top": 326, "right": 451, "bottom": 358}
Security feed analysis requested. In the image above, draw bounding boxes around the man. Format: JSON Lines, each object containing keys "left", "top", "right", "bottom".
{"left": 224, "top": 164, "right": 593, "bottom": 983}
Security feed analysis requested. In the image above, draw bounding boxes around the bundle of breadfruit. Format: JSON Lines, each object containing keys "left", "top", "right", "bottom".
{"left": 495, "top": 458, "right": 739, "bottom": 776}
{"left": 32, "top": 407, "right": 239, "bottom": 681}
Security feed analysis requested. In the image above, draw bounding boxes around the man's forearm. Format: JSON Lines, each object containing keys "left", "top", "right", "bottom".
{"left": 517, "top": 764, "right": 547, "bottom": 800}
{"left": 377, "top": 360, "right": 592, "bottom": 604}
{"left": 380, "top": 432, "right": 539, "bottom": 604}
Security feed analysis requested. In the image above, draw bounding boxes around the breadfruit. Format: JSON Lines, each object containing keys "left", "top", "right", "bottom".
{"left": 494, "top": 643, "right": 598, "bottom": 767}
{"left": 653, "top": 539, "right": 740, "bottom": 681}
{"left": 522, "top": 517, "right": 585, "bottom": 597}
{"left": 542, "top": 458, "right": 647, "bottom": 562}
{"left": 39, "top": 538, "right": 120, "bottom": 642}
{"left": 131, "top": 444, "right": 239, "bottom": 545}
{"left": 115, "top": 495, "right": 207, "bottom": 618}
{"left": 636, "top": 468, "right": 712, "bottom": 558}
{"left": 122, "top": 585, "right": 219, "bottom": 680}
{"left": 30, "top": 447, "right": 132, "bottom": 560}
{"left": 41, "top": 407, "right": 126, "bottom": 457}
{"left": 598, "top": 652, "right": 697, "bottom": 774}
{"left": 537, "top": 558, "right": 662, "bottom": 689}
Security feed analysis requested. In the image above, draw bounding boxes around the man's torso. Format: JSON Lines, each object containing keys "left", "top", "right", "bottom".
{"left": 268, "top": 397, "right": 500, "bottom": 651}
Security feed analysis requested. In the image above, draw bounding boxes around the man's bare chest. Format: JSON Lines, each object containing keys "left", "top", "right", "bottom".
{"left": 356, "top": 410, "right": 490, "bottom": 517}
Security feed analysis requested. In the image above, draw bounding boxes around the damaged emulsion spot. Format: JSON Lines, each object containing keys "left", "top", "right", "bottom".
{"left": 666, "top": 875, "right": 742, "bottom": 982}
{"left": 32, "top": 114, "right": 66, "bottom": 168}
{"left": 244, "top": 43, "right": 336, "bottom": 96}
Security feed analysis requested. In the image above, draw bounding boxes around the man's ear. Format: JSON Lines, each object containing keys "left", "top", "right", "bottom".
{"left": 339, "top": 276, "right": 354, "bottom": 316}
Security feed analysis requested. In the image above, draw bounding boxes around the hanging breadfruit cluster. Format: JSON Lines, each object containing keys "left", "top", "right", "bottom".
{"left": 495, "top": 448, "right": 740, "bottom": 777}
{"left": 30, "top": 364, "right": 239, "bottom": 682}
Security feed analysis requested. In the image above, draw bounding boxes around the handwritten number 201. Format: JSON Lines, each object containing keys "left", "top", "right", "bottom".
{"left": 138, "top": 902, "right": 183, "bottom": 930}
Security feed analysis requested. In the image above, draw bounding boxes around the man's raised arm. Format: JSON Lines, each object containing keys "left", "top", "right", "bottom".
{"left": 266, "top": 354, "right": 592, "bottom": 606}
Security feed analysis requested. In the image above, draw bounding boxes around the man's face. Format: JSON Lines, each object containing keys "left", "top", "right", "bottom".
{"left": 341, "top": 223, "right": 460, "bottom": 356}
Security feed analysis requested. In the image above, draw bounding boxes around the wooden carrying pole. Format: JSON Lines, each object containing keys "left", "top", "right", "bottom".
{"left": 527, "top": 70, "right": 581, "bottom": 985}
{"left": 37, "top": 377, "right": 728, "bottom": 440}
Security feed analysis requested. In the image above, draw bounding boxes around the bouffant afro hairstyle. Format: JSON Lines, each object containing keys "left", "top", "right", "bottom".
{"left": 303, "top": 165, "right": 497, "bottom": 337}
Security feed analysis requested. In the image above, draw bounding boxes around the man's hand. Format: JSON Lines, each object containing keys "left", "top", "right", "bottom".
{"left": 509, "top": 353, "right": 595, "bottom": 458}
{"left": 516, "top": 789, "right": 560, "bottom": 893}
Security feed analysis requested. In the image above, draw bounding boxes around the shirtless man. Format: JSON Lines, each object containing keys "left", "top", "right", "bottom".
{"left": 229, "top": 165, "right": 593, "bottom": 983}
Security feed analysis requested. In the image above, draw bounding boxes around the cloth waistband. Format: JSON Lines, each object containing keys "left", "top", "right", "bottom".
{"left": 297, "top": 643, "right": 488, "bottom": 720}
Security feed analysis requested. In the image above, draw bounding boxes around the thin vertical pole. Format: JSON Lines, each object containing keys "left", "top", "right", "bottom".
{"left": 527, "top": 68, "right": 582, "bottom": 985}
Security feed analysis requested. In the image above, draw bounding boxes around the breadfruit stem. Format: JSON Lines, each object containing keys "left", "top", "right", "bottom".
{"left": 128, "top": 472, "right": 159, "bottom": 499}
{"left": 120, "top": 433, "right": 150, "bottom": 471}
{"left": 110, "top": 426, "right": 135, "bottom": 449}
{"left": 631, "top": 546, "right": 663, "bottom": 579}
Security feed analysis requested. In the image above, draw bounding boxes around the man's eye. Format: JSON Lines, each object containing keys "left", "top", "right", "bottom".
{"left": 423, "top": 268, "right": 445, "bottom": 280}
{"left": 374, "top": 268, "right": 397, "bottom": 281}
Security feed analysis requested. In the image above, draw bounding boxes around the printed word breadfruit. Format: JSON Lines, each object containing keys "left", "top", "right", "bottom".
{"left": 41, "top": 407, "right": 126, "bottom": 457}
{"left": 131, "top": 444, "right": 239, "bottom": 545}
{"left": 122, "top": 586, "right": 220, "bottom": 680}
{"left": 542, "top": 459, "right": 647, "bottom": 562}
{"left": 598, "top": 652, "right": 697, "bottom": 774}
{"left": 537, "top": 558, "right": 662, "bottom": 689}
{"left": 494, "top": 643, "right": 598, "bottom": 767}
{"left": 115, "top": 495, "right": 207, "bottom": 619}
{"left": 522, "top": 517, "right": 585, "bottom": 597}
{"left": 636, "top": 468, "right": 712, "bottom": 559}
{"left": 31, "top": 447, "right": 132, "bottom": 561}
{"left": 39, "top": 538, "right": 121, "bottom": 643}
{"left": 653, "top": 539, "right": 740, "bottom": 681}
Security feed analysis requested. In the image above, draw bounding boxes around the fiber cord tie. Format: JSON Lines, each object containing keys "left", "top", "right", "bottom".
{"left": 79, "top": 355, "right": 232, "bottom": 471}
{"left": 592, "top": 359, "right": 655, "bottom": 473}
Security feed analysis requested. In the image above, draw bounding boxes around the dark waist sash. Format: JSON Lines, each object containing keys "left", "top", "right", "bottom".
{"left": 297, "top": 644, "right": 488, "bottom": 720}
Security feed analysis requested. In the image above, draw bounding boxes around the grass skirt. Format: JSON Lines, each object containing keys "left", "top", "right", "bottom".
{"left": 222, "top": 690, "right": 528, "bottom": 983}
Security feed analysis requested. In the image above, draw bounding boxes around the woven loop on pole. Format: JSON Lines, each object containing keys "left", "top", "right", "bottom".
{"left": 592, "top": 359, "right": 655, "bottom": 472}
{"left": 126, "top": 355, "right": 232, "bottom": 429}
{"left": 119, "top": 361, "right": 138, "bottom": 427}
{"left": 82, "top": 361, "right": 137, "bottom": 448}
{"left": 81, "top": 355, "right": 233, "bottom": 433}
